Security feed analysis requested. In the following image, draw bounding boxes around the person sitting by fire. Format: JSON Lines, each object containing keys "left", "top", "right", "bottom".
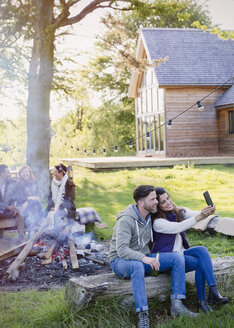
{"left": 0, "top": 164, "right": 25, "bottom": 240}
{"left": 45, "top": 164, "right": 76, "bottom": 229}
{"left": 15, "top": 165, "right": 43, "bottom": 236}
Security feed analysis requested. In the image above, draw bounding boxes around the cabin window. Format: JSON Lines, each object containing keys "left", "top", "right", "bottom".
{"left": 158, "top": 89, "right": 165, "bottom": 112}
{"left": 136, "top": 74, "right": 165, "bottom": 154}
{"left": 229, "top": 110, "right": 234, "bottom": 134}
{"left": 152, "top": 87, "right": 158, "bottom": 112}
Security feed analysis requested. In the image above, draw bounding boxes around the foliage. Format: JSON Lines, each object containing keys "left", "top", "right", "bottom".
{"left": 2, "top": 1, "right": 153, "bottom": 189}
{"left": 78, "top": 0, "right": 213, "bottom": 103}
{"left": 0, "top": 0, "right": 33, "bottom": 86}
{"left": 0, "top": 116, "right": 26, "bottom": 167}
{"left": 50, "top": 101, "right": 136, "bottom": 159}
{"left": 193, "top": 21, "right": 234, "bottom": 40}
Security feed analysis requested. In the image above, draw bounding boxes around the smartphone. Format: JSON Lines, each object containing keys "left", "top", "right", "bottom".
{"left": 203, "top": 191, "right": 214, "bottom": 206}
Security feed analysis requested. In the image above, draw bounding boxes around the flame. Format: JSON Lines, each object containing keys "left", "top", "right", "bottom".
{"left": 33, "top": 240, "right": 48, "bottom": 248}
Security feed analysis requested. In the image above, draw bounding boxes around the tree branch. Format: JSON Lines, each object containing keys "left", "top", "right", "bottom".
{"left": 59, "top": 0, "right": 146, "bottom": 27}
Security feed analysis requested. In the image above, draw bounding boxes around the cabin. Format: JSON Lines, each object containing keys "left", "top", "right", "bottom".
{"left": 128, "top": 28, "right": 234, "bottom": 157}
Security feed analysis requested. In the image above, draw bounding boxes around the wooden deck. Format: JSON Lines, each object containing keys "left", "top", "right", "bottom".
{"left": 62, "top": 156, "right": 234, "bottom": 171}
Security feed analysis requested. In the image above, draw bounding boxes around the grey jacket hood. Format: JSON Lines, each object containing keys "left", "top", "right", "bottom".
{"left": 108, "top": 205, "right": 153, "bottom": 263}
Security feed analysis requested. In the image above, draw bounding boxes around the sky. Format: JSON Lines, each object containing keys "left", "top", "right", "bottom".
{"left": 202, "top": 0, "right": 234, "bottom": 29}
{"left": 65, "top": 0, "right": 234, "bottom": 54}
{"left": 0, "top": 0, "right": 234, "bottom": 120}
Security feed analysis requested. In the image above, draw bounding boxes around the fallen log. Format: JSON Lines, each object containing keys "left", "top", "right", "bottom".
{"left": 68, "top": 233, "right": 79, "bottom": 271}
{"left": 76, "top": 249, "right": 106, "bottom": 266}
{"left": 83, "top": 255, "right": 107, "bottom": 266}
{"left": 66, "top": 256, "right": 234, "bottom": 310}
{"left": 43, "top": 242, "right": 57, "bottom": 260}
{"left": 6, "top": 219, "right": 48, "bottom": 280}
{"left": 0, "top": 241, "right": 28, "bottom": 262}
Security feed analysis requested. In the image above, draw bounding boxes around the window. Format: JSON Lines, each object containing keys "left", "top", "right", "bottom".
{"left": 158, "top": 88, "right": 165, "bottom": 112}
{"left": 229, "top": 110, "right": 234, "bottom": 134}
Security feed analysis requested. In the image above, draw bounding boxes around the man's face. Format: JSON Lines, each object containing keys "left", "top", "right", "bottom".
{"left": 141, "top": 190, "right": 158, "bottom": 213}
{"left": 0, "top": 168, "right": 10, "bottom": 182}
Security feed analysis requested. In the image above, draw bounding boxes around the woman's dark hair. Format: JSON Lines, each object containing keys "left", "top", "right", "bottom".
{"left": 55, "top": 163, "right": 67, "bottom": 175}
{"left": 133, "top": 185, "right": 155, "bottom": 202}
{"left": 154, "top": 186, "right": 183, "bottom": 222}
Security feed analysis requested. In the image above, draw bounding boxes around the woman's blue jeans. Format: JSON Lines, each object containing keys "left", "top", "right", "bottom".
{"left": 184, "top": 246, "right": 216, "bottom": 301}
{"left": 110, "top": 252, "right": 186, "bottom": 313}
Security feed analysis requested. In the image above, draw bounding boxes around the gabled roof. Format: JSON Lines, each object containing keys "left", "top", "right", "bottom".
{"left": 142, "top": 28, "right": 234, "bottom": 85}
{"left": 129, "top": 28, "right": 234, "bottom": 97}
{"left": 215, "top": 83, "right": 234, "bottom": 108}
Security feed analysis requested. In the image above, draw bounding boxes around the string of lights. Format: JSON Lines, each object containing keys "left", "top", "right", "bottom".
{"left": 52, "top": 75, "right": 234, "bottom": 156}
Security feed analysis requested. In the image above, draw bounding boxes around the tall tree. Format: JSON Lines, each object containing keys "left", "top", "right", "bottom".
{"left": 0, "top": 0, "right": 155, "bottom": 195}
{"left": 79, "top": 0, "right": 213, "bottom": 104}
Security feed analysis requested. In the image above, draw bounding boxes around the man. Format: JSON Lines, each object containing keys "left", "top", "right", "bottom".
{"left": 108, "top": 185, "right": 197, "bottom": 328}
{"left": 0, "top": 164, "right": 24, "bottom": 240}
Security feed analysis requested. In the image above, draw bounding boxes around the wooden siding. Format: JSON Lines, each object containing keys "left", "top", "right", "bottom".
{"left": 218, "top": 108, "right": 234, "bottom": 154}
{"left": 164, "top": 87, "right": 225, "bottom": 157}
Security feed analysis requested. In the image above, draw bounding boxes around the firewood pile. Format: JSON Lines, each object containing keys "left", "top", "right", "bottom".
{"left": 0, "top": 220, "right": 111, "bottom": 291}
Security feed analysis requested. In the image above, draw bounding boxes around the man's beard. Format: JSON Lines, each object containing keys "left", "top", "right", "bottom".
{"left": 143, "top": 202, "right": 157, "bottom": 213}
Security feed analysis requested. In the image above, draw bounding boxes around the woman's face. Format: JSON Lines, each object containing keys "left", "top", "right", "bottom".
{"left": 158, "top": 192, "right": 173, "bottom": 212}
{"left": 20, "top": 168, "right": 31, "bottom": 181}
{"left": 54, "top": 168, "right": 63, "bottom": 181}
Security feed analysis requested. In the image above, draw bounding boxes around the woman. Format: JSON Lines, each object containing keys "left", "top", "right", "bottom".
{"left": 46, "top": 164, "right": 76, "bottom": 228}
{"left": 152, "top": 187, "right": 228, "bottom": 313}
{"left": 17, "top": 165, "right": 42, "bottom": 233}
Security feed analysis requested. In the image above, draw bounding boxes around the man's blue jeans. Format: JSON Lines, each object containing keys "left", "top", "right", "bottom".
{"left": 110, "top": 252, "right": 186, "bottom": 313}
{"left": 184, "top": 246, "right": 216, "bottom": 301}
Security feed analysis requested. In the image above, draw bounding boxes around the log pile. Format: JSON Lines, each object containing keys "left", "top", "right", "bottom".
{"left": 0, "top": 219, "right": 107, "bottom": 282}
{"left": 65, "top": 256, "right": 234, "bottom": 310}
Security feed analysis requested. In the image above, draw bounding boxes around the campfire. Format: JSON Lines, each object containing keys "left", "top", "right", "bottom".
{"left": 0, "top": 218, "right": 111, "bottom": 291}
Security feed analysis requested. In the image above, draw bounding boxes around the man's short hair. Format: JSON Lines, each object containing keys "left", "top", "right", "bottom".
{"left": 133, "top": 185, "right": 155, "bottom": 202}
{"left": 0, "top": 164, "right": 8, "bottom": 175}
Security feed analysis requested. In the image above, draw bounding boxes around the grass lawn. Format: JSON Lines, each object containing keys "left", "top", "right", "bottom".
{"left": 73, "top": 164, "right": 234, "bottom": 256}
{"left": 0, "top": 164, "right": 233, "bottom": 327}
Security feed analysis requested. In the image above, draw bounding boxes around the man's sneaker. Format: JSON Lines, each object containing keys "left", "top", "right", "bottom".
{"left": 137, "top": 310, "right": 149, "bottom": 328}
{"left": 171, "top": 299, "right": 199, "bottom": 317}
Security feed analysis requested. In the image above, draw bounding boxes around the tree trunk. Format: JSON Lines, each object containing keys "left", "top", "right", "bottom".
{"left": 65, "top": 256, "right": 234, "bottom": 310}
{"left": 26, "top": 0, "right": 55, "bottom": 197}
{"left": 25, "top": 0, "right": 140, "bottom": 197}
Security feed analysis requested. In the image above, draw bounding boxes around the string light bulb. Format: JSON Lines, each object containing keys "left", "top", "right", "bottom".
{"left": 167, "top": 120, "right": 173, "bottom": 129}
{"left": 103, "top": 148, "right": 107, "bottom": 155}
{"left": 114, "top": 146, "right": 118, "bottom": 152}
{"left": 146, "top": 132, "right": 151, "bottom": 140}
{"left": 83, "top": 149, "right": 87, "bottom": 155}
{"left": 129, "top": 141, "right": 133, "bottom": 149}
{"left": 77, "top": 147, "right": 80, "bottom": 152}
{"left": 93, "top": 149, "right": 96, "bottom": 155}
{"left": 197, "top": 101, "right": 204, "bottom": 111}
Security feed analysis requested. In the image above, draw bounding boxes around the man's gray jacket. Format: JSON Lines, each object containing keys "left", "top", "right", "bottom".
{"left": 108, "top": 205, "right": 153, "bottom": 263}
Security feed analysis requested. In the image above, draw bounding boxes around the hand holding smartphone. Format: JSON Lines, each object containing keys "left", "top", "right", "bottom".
{"left": 203, "top": 191, "right": 214, "bottom": 206}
